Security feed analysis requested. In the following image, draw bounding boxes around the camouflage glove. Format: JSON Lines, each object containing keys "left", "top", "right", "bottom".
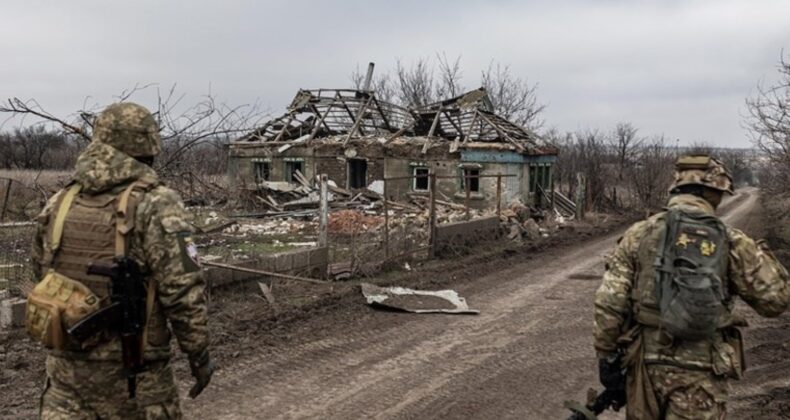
{"left": 188, "top": 349, "right": 214, "bottom": 399}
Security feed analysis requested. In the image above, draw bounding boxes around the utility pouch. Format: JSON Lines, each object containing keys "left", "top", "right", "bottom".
{"left": 26, "top": 270, "right": 100, "bottom": 350}
{"left": 26, "top": 184, "right": 101, "bottom": 350}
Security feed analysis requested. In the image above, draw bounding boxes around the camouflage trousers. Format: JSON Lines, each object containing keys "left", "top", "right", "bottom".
{"left": 40, "top": 355, "right": 182, "bottom": 420}
{"left": 627, "top": 364, "right": 729, "bottom": 420}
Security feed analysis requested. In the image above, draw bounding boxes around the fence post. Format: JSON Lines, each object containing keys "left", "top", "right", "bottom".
{"left": 383, "top": 177, "right": 390, "bottom": 259}
{"left": 318, "top": 174, "right": 328, "bottom": 247}
{"left": 496, "top": 174, "right": 502, "bottom": 217}
{"left": 428, "top": 172, "right": 437, "bottom": 258}
{"left": 464, "top": 173, "right": 471, "bottom": 221}
{"left": 0, "top": 179, "right": 11, "bottom": 222}
{"left": 575, "top": 172, "right": 586, "bottom": 220}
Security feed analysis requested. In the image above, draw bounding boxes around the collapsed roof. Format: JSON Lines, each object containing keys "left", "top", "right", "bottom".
{"left": 236, "top": 87, "right": 554, "bottom": 155}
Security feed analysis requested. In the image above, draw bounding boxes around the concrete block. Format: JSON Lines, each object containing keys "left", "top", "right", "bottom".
{"left": 275, "top": 253, "right": 293, "bottom": 272}
{"left": 291, "top": 251, "right": 309, "bottom": 269}
{"left": 309, "top": 247, "right": 329, "bottom": 265}
{"left": 1, "top": 298, "right": 27, "bottom": 329}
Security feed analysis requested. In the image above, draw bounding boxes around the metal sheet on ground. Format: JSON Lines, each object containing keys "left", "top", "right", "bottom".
{"left": 360, "top": 282, "right": 479, "bottom": 314}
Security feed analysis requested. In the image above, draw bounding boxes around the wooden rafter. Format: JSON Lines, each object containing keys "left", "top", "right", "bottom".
{"left": 343, "top": 95, "right": 374, "bottom": 146}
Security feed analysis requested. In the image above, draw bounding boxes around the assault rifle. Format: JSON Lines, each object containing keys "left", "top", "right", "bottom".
{"left": 564, "top": 387, "right": 626, "bottom": 420}
{"left": 68, "top": 257, "right": 147, "bottom": 399}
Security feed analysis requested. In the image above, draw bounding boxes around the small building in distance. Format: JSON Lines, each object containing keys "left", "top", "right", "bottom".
{"left": 228, "top": 86, "right": 557, "bottom": 209}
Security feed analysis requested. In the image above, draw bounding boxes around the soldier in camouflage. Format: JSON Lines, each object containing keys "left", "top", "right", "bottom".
{"left": 594, "top": 155, "right": 790, "bottom": 419}
{"left": 32, "top": 103, "right": 213, "bottom": 419}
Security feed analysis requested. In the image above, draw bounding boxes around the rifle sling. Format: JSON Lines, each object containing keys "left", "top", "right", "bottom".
{"left": 115, "top": 181, "right": 157, "bottom": 354}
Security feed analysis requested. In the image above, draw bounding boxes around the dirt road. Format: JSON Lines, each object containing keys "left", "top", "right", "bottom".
{"left": 185, "top": 188, "right": 785, "bottom": 419}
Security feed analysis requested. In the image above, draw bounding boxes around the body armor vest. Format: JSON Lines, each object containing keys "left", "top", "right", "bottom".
{"left": 46, "top": 191, "right": 119, "bottom": 300}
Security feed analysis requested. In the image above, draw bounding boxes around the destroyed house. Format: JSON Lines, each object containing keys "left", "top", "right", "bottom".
{"left": 228, "top": 87, "right": 558, "bottom": 209}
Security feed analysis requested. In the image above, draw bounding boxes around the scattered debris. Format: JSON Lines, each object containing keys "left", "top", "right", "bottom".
{"left": 360, "top": 283, "right": 479, "bottom": 315}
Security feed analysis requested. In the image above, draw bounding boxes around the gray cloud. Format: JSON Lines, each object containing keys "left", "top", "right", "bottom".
{"left": 2, "top": 0, "right": 788, "bottom": 147}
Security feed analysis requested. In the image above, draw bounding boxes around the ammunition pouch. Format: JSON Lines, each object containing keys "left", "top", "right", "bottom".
{"left": 25, "top": 270, "right": 101, "bottom": 350}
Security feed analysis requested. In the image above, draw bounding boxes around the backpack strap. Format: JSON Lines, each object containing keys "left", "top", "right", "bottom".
{"left": 51, "top": 184, "right": 82, "bottom": 252}
{"left": 48, "top": 184, "right": 83, "bottom": 264}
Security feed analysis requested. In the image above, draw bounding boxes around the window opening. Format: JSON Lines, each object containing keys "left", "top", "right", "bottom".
{"left": 461, "top": 168, "right": 480, "bottom": 193}
{"left": 285, "top": 161, "right": 304, "bottom": 183}
{"left": 413, "top": 167, "right": 430, "bottom": 191}
{"left": 254, "top": 162, "right": 270, "bottom": 183}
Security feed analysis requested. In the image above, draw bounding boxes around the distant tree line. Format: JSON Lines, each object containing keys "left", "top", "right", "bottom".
{"left": 549, "top": 123, "right": 755, "bottom": 212}
{"left": 0, "top": 126, "right": 84, "bottom": 170}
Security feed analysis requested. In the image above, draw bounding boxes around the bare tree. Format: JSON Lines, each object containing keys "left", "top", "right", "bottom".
{"left": 718, "top": 148, "right": 754, "bottom": 187}
{"left": 630, "top": 136, "right": 675, "bottom": 210}
{"left": 1, "top": 85, "right": 267, "bottom": 204}
{"left": 611, "top": 122, "right": 641, "bottom": 179}
{"left": 395, "top": 58, "right": 437, "bottom": 108}
{"left": 481, "top": 62, "right": 546, "bottom": 131}
{"left": 349, "top": 56, "right": 546, "bottom": 131}
{"left": 745, "top": 52, "right": 790, "bottom": 191}
{"left": 435, "top": 53, "right": 464, "bottom": 99}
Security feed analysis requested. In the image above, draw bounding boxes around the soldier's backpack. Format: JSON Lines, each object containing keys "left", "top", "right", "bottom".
{"left": 653, "top": 208, "right": 729, "bottom": 341}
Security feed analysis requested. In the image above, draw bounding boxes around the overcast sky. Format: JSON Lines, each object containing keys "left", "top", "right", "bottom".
{"left": 2, "top": 0, "right": 789, "bottom": 147}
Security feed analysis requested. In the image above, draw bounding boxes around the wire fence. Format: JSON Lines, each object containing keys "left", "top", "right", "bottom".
{"left": 0, "top": 224, "right": 35, "bottom": 296}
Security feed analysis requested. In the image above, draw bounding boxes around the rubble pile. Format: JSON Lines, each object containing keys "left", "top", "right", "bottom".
{"left": 328, "top": 210, "right": 384, "bottom": 235}
{"left": 233, "top": 170, "right": 558, "bottom": 243}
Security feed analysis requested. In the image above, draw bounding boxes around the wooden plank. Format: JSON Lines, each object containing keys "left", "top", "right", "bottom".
{"left": 372, "top": 96, "right": 393, "bottom": 131}
{"left": 272, "top": 114, "right": 295, "bottom": 143}
{"left": 293, "top": 169, "right": 311, "bottom": 187}
{"left": 384, "top": 123, "right": 413, "bottom": 144}
{"left": 427, "top": 108, "right": 443, "bottom": 137}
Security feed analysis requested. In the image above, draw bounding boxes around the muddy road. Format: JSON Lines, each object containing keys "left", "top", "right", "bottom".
{"left": 183, "top": 188, "right": 788, "bottom": 419}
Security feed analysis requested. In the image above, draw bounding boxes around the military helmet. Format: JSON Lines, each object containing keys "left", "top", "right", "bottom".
{"left": 92, "top": 102, "right": 161, "bottom": 157}
{"left": 670, "top": 154, "right": 734, "bottom": 194}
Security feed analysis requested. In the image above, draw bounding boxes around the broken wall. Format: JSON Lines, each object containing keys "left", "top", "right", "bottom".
{"left": 228, "top": 137, "right": 557, "bottom": 209}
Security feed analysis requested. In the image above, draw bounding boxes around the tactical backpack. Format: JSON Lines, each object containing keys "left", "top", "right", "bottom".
{"left": 25, "top": 181, "right": 156, "bottom": 351}
{"left": 653, "top": 209, "right": 729, "bottom": 341}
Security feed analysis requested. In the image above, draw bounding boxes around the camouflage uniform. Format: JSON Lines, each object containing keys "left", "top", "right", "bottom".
{"left": 32, "top": 103, "right": 210, "bottom": 419}
{"left": 594, "top": 157, "right": 790, "bottom": 419}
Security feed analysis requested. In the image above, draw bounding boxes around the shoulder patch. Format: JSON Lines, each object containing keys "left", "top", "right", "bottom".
{"left": 176, "top": 232, "right": 201, "bottom": 273}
